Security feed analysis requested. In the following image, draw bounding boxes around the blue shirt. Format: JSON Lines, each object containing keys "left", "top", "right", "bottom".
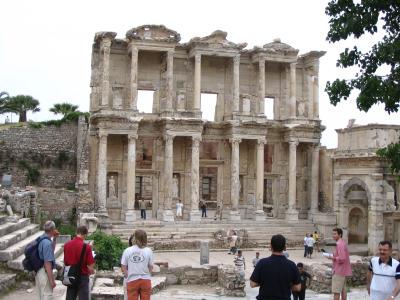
{"left": 38, "top": 234, "right": 55, "bottom": 267}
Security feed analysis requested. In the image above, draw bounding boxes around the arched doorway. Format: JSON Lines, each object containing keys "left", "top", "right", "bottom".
{"left": 348, "top": 207, "right": 368, "bottom": 243}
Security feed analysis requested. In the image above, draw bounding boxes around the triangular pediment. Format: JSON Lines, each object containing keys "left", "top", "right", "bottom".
{"left": 126, "top": 25, "right": 180, "bottom": 43}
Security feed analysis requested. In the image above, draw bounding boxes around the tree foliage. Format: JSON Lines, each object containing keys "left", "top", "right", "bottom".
{"left": 1, "top": 95, "right": 40, "bottom": 122}
{"left": 325, "top": 0, "right": 400, "bottom": 113}
{"left": 377, "top": 140, "right": 400, "bottom": 176}
{"left": 49, "top": 102, "right": 79, "bottom": 117}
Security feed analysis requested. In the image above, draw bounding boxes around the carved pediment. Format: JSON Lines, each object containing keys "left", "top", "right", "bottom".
{"left": 252, "top": 38, "right": 299, "bottom": 56}
{"left": 94, "top": 31, "right": 117, "bottom": 43}
{"left": 189, "top": 30, "right": 247, "bottom": 50}
{"left": 126, "top": 25, "right": 180, "bottom": 43}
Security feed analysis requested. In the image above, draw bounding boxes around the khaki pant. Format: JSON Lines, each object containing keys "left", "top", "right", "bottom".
{"left": 35, "top": 268, "right": 53, "bottom": 300}
{"left": 331, "top": 274, "right": 346, "bottom": 294}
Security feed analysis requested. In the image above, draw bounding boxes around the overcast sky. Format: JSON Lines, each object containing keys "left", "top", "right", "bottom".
{"left": 1, "top": 0, "right": 399, "bottom": 148}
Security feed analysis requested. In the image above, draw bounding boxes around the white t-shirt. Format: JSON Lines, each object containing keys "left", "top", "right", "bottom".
{"left": 121, "top": 245, "right": 153, "bottom": 282}
{"left": 369, "top": 256, "right": 400, "bottom": 300}
{"left": 306, "top": 236, "right": 315, "bottom": 247}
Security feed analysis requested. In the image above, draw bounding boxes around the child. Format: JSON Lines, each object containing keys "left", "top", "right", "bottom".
{"left": 292, "top": 262, "right": 312, "bottom": 300}
{"left": 234, "top": 249, "right": 246, "bottom": 279}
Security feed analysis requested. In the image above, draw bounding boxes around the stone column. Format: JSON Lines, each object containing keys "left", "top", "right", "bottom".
{"left": 125, "top": 135, "right": 137, "bottom": 222}
{"left": 163, "top": 135, "right": 174, "bottom": 221}
{"left": 313, "top": 75, "right": 319, "bottom": 118}
{"left": 230, "top": 137, "right": 241, "bottom": 221}
{"left": 166, "top": 50, "right": 174, "bottom": 112}
{"left": 307, "top": 71, "right": 314, "bottom": 118}
{"left": 233, "top": 55, "right": 240, "bottom": 113}
{"left": 190, "top": 137, "right": 201, "bottom": 221}
{"left": 286, "top": 139, "right": 298, "bottom": 220}
{"left": 130, "top": 46, "right": 138, "bottom": 111}
{"left": 255, "top": 138, "right": 266, "bottom": 220}
{"left": 258, "top": 59, "right": 265, "bottom": 115}
{"left": 101, "top": 40, "right": 112, "bottom": 107}
{"left": 310, "top": 144, "right": 319, "bottom": 218}
{"left": 97, "top": 132, "right": 108, "bottom": 213}
{"left": 289, "top": 63, "right": 297, "bottom": 118}
{"left": 193, "top": 54, "right": 201, "bottom": 111}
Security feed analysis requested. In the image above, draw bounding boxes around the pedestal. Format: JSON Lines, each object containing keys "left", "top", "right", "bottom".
{"left": 255, "top": 210, "right": 266, "bottom": 221}
{"left": 190, "top": 210, "right": 201, "bottom": 222}
{"left": 162, "top": 210, "right": 175, "bottom": 222}
{"left": 125, "top": 210, "right": 136, "bottom": 222}
{"left": 229, "top": 210, "right": 241, "bottom": 221}
{"left": 97, "top": 212, "right": 112, "bottom": 234}
{"left": 285, "top": 209, "right": 299, "bottom": 221}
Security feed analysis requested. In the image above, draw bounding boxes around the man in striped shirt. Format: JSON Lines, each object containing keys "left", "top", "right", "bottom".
{"left": 367, "top": 241, "right": 400, "bottom": 300}
{"left": 234, "top": 249, "right": 246, "bottom": 279}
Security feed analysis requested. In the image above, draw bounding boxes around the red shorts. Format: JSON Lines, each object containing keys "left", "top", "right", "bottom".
{"left": 126, "top": 279, "right": 151, "bottom": 300}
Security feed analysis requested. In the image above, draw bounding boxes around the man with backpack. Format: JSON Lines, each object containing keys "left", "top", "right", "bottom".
{"left": 63, "top": 225, "right": 95, "bottom": 300}
{"left": 36, "top": 220, "right": 59, "bottom": 299}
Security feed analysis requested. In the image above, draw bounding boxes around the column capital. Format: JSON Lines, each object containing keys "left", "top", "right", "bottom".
{"left": 288, "top": 139, "right": 299, "bottom": 147}
{"left": 167, "top": 50, "right": 174, "bottom": 57}
{"left": 128, "top": 134, "right": 138, "bottom": 142}
{"left": 98, "top": 131, "right": 108, "bottom": 140}
{"left": 195, "top": 53, "right": 201, "bottom": 63}
{"left": 233, "top": 54, "right": 241, "bottom": 64}
{"left": 164, "top": 134, "right": 175, "bottom": 144}
{"left": 257, "top": 137, "right": 267, "bottom": 147}
{"left": 259, "top": 58, "right": 265, "bottom": 67}
{"left": 192, "top": 136, "right": 202, "bottom": 146}
{"left": 290, "top": 62, "right": 297, "bottom": 69}
{"left": 229, "top": 137, "right": 242, "bottom": 144}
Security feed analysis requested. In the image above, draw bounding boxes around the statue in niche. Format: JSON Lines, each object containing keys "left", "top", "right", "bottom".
{"left": 297, "top": 101, "right": 306, "bottom": 117}
{"left": 108, "top": 176, "right": 117, "bottom": 199}
{"left": 172, "top": 174, "right": 179, "bottom": 198}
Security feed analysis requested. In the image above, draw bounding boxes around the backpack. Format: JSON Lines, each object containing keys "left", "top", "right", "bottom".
{"left": 22, "top": 235, "right": 51, "bottom": 272}
{"left": 62, "top": 243, "right": 86, "bottom": 288}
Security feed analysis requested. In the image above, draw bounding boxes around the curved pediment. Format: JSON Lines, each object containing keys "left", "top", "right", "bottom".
{"left": 126, "top": 25, "right": 181, "bottom": 43}
{"left": 260, "top": 38, "right": 298, "bottom": 55}
{"left": 188, "top": 30, "right": 247, "bottom": 50}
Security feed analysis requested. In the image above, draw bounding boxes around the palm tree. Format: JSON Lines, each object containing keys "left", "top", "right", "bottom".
{"left": 2, "top": 95, "right": 40, "bottom": 122}
{"left": 0, "top": 92, "right": 9, "bottom": 111}
{"left": 49, "top": 102, "right": 79, "bottom": 117}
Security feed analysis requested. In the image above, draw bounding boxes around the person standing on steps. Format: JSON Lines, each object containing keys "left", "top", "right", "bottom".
{"left": 200, "top": 199, "right": 207, "bottom": 218}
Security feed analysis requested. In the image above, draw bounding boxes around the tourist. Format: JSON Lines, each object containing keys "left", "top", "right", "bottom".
{"left": 36, "top": 220, "right": 59, "bottom": 300}
{"left": 176, "top": 199, "right": 183, "bottom": 220}
{"left": 200, "top": 199, "right": 207, "bottom": 218}
{"left": 121, "top": 229, "right": 153, "bottom": 300}
{"left": 303, "top": 233, "right": 308, "bottom": 258}
{"left": 63, "top": 225, "right": 95, "bottom": 300}
{"left": 214, "top": 203, "right": 222, "bottom": 220}
{"left": 325, "top": 227, "right": 352, "bottom": 300}
{"left": 367, "top": 240, "right": 400, "bottom": 300}
{"left": 306, "top": 234, "right": 315, "bottom": 259}
{"left": 234, "top": 249, "right": 246, "bottom": 279}
{"left": 123, "top": 234, "right": 134, "bottom": 300}
{"left": 139, "top": 199, "right": 146, "bottom": 220}
{"left": 228, "top": 231, "right": 238, "bottom": 255}
{"left": 312, "top": 230, "right": 320, "bottom": 252}
{"left": 292, "top": 262, "right": 312, "bottom": 300}
{"left": 252, "top": 252, "right": 260, "bottom": 267}
{"left": 250, "top": 234, "right": 301, "bottom": 299}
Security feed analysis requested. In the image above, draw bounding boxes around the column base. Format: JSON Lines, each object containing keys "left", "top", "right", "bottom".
{"left": 308, "top": 209, "right": 319, "bottom": 222}
{"left": 286, "top": 209, "right": 299, "bottom": 221}
{"left": 229, "top": 210, "right": 241, "bottom": 221}
{"left": 97, "top": 212, "right": 112, "bottom": 234}
{"left": 190, "top": 210, "right": 201, "bottom": 222}
{"left": 125, "top": 210, "right": 136, "bottom": 222}
{"left": 162, "top": 210, "right": 175, "bottom": 222}
{"left": 255, "top": 210, "right": 266, "bottom": 221}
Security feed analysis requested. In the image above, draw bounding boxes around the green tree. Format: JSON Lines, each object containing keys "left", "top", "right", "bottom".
{"left": 2, "top": 95, "right": 40, "bottom": 122}
{"left": 49, "top": 102, "right": 79, "bottom": 117}
{"left": 0, "top": 91, "right": 9, "bottom": 101}
{"left": 325, "top": 0, "right": 400, "bottom": 178}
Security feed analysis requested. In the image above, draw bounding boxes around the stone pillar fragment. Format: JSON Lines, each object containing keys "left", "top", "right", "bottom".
{"left": 289, "top": 63, "right": 297, "bottom": 118}
{"left": 307, "top": 71, "right": 314, "bottom": 118}
{"left": 97, "top": 132, "right": 108, "bottom": 213}
{"left": 286, "top": 139, "right": 298, "bottom": 220}
{"left": 130, "top": 46, "right": 138, "bottom": 111}
{"left": 313, "top": 75, "right": 319, "bottom": 118}
{"left": 193, "top": 54, "right": 201, "bottom": 111}
{"left": 101, "top": 40, "right": 112, "bottom": 107}
{"left": 258, "top": 59, "right": 265, "bottom": 115}
{"left": 255, "top": 138, "right": 266, "bottom": 220}
{"left": 163, "top": 135, "right": 174, "bottom": 222}
{"left": 125, "top": 135, "right": 137, "bottom": 222}
{"left": 233, "top": 55, "right": 240, "bottom": 113}
{"left": 310, "top": 144, "right": 319, "bottom": 217}
{"left": 166, "top": 50, "right": 174, "bottom": 112}
{"left": 230, "top": 137, "right": 241, "bottom": 221}
{"left": 190, "top": 137, "right": 201, "bottom": 221}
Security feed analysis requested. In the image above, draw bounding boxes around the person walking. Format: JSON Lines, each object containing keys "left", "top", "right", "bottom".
{"left": 292, "top": 262, "right": 312, "bottom": 300}
{"left": 252, "top": 252, "right": 261, "bottom": 267}
{"left": 250, "top": 234, "right": 301, "bottom": 300}
{"left": 367, "top": 240, "right": 400, "bottom": 300}
{"left": 303, "top": 233, "right": 308, "bottom": 258}
{"left": 63, "top": 225, "right": 95, "bottom": 300}
{"left": 139, "top": 199, "right": 146, "bottom": 220}
{"left": 228, "top": 231, "right": 238, "bottom": 255}
{"left": 36, "top": 220, "right": 59, "bottom": 300}
{"left": 234, "top": 249, "right": 246, "bottom": 279}
{"left": 312, "top": 230, "right": 320, "bottom": 252}
{"left": 326, "top": 227, "right": 352, "bottom": 300}
{"left": 121, "top": 229, "right": 153, "bottom": 300}
{"left": 200, "top": 200, "right": 207, "bottom": 218}
{"left": 306, "top": 234, "right": 315, "bottom": 259}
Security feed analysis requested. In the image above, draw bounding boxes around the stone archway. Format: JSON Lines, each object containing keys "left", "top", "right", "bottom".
{"left": 348, "top": 207, "right": 368, "bottom": 243}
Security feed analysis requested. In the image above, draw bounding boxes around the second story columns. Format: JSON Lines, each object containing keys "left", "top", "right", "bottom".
{"left": 233, "top": 55, "right": 240, "bottom": 113}
{"left": 129, "top": 46, "right": 138, "bottom": 111}
{"left": 166, "top": 50, "right": 174, "bottom": 112}
{"left": 289, "top": 62, "right": 297, "bottom": 118}
{"left": 193, "top": 54, "right": 202, "bottom": 111}
{"left": 258, "top": 59, "right": 266, "bottom": 116}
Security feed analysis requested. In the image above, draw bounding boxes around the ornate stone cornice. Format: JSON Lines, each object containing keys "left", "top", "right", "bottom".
{"left": 94, "top": 31, "right": 117, "bottom": 43}
{"left": 126, "top": 24, "right": 181, "bottom": 43}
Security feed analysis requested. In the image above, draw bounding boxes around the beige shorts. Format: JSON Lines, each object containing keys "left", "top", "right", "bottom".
{"left": 332, "top": 274, "right": 346, "bottom": 294}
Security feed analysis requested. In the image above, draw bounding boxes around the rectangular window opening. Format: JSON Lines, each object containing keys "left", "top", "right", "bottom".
{"left": 137, "top": 90, "right": 154, "bottom": 113}
{"left": 202, "top": 177, "right": 212, "bottom": 200}
{"left": 201, "top": 93, "right": 217, "bottom": 122}
{"left": 264, "top": 97, "right": 274, "bottom": 119}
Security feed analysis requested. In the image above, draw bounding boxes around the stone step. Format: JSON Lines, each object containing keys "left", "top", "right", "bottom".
{"left": 0, "top": 215, "right": 8, "bottom": 225}
{"left": 7, "top": 242, "right": 64, "bottom": 271}
{"left": 0, "top": 218, "right": 31, "bottom": 237}
{"left": 0, "top": 224, "right": 39, "bottom": 250}
{"left": 0, "top": 273, "right": 16, "bottom": 294}
{"left": 0, "top": 230, "right": 44, "bottom": 262}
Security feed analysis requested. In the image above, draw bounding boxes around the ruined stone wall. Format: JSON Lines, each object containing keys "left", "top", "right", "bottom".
{"left": 0, "top": 121, "right": 79, "bottom": 188}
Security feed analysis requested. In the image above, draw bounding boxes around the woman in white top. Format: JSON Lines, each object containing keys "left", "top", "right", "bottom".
{"left": 121, "top": 230, "right": 153, "bottom": 300}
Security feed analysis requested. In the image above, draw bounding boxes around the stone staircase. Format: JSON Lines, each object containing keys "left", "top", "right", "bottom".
{"left": 112, "top": 218, "right": 316, "bottom": 250}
